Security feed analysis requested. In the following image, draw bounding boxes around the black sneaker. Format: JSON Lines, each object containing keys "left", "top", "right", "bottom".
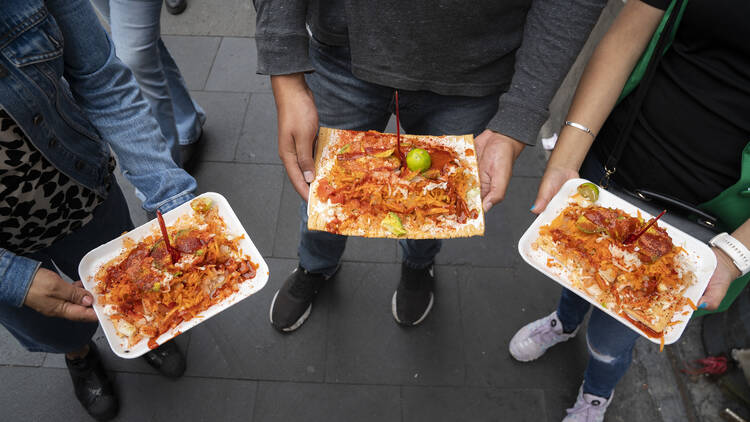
{"left": 392, "top": 263, "right": 435, "bottom": 326}
{"left": 65, "top": 342, "right": 119, "bottom": 421}
{"left": 143, "top": 340, "right": 186, "bottom": 379}
{"left": 270, "top": 266, "right": 327, "bottom": 332}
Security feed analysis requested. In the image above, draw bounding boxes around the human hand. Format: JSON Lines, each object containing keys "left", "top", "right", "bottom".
{"left": 474, "top": 130, "right": 525, "bottom": 212}
{"left": 531, "top": 164, "right": 580, "bottom": 214}
{"left": 272, "top": 73, "right": 319, "bottom": 200}
{"left": 698, "top": 248, "right": 742, "bottom": 310}
{"left": 24, "top": 268, "right": 97, "bottom": 322}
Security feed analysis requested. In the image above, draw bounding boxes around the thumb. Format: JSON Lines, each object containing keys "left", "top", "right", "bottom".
{"left": 531, "top": 181, "right": 557, "bottom": 215}
{"left": 58, "top": 301, "right": 98, "bottom": 322}
{"left": 56, "top": 280, "right": 94, "bottom": 307}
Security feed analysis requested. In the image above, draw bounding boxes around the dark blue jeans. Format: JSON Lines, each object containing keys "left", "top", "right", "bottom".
{"left": 298, "top": 36, "right": 502, "bottom": 276}
{"left": 0, "top": 180, "right": 133, "bottom": 353}
{"left": 556, "top": 154, "right": 640, "bottom": 398}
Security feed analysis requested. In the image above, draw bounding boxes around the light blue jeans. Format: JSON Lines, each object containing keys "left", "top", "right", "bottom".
{"left": 91, "top": 0, "right": 206, "bottom": 163}
{"left": 298, "top": 36, "right": 501, "bottom": 277}
{"left": 555, "top": 155, "right": 641, "bottom": 399}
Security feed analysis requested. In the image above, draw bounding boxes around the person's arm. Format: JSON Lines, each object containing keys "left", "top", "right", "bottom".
{"left": 700, "top": 220, "right": 750, "bottom": 310}
{"left": 477, "top": 0, "right": 607, "bottom": 212}
{"left": 254, "top": 0, "right": 319, "bottom": 199}
{"left": 0, "top": 249, "right": 96, "bottom": 321}
{"left": 530, "top": 0, "right": 666, "bottom": 214}
{"left": 46, "top": 0, "right": 196, "bottom": 213}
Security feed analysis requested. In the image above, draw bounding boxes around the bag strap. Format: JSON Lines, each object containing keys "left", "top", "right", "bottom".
{"left": 600, "top": 0, "right": 687, "bottom": 188}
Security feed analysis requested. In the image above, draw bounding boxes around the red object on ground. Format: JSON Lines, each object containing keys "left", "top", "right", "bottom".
{"left": 156, "top": 210, "right": 181, "bottom": 264}
{"left": 681, "top": 356, "right": 729, "bottom": 375}
{"left": 624, "top": 209, "right": 667, "bottom": 245}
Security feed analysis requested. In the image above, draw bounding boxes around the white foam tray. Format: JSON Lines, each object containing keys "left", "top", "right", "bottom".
{"left": 79, "top": 192, "right": 269, "bottom": 358}
{"left": 518, "top": 178, "right": 716, "bottom": 345}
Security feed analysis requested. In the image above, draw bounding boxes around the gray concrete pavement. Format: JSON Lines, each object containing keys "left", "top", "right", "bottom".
{"left": 1, "top": 1, "right": 746, "bottom": 421}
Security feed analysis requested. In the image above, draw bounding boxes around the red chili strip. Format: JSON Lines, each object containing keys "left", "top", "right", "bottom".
{"left": 156, "top": 210, "right": 181, "bottom": 264}
{"left": 624, "top": 209, "right": 667, "bottom": 245}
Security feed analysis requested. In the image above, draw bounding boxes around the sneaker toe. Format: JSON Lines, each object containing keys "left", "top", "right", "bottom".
{"left": 270, "top": 290, "right": 312, "bottom": 332}
{"left": 393, "top": 289, "right": 434, "bottom": 326}
{"left": 88, "top": 392, "right": 119, "bottom": 422}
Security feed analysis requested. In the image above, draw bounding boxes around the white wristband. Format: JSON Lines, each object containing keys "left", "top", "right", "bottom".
{"left": 709, "top": 232, "right": 750, "bottom": 277}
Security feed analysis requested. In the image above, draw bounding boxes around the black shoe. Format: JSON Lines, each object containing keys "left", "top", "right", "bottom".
{"left": 164, "top": 0, "right": 187, "bottom": 15}
{"left": 270, "top": 266, "right": 328, "bottom": 332}
{"left": 143, "top": 341, "right": 186, "bottom": 379}
{"left": 179, "top": 128, "right": 204, "bottom": 172}
{"left": 66, "top": 342, "right": 119, "bottom": 421}
{"left": 392, "top": 263, "right": 435, "bottom": 326}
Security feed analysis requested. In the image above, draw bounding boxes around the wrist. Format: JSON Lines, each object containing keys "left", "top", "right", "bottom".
{"left": 271, "top": 73, "right": 307, "bottom": 96}
{"left": 713, "top": 247, "right": 742, "bottom": 280}
{"left": 709, "top": 232, "right": 750, "bottom": 278}
{"left": 486, "top": 130, "right": 525, "bottom": 158}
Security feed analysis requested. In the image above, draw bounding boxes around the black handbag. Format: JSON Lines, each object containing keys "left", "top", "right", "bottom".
{"left": 598, "top": 0, "right": 720, "bottom": 243}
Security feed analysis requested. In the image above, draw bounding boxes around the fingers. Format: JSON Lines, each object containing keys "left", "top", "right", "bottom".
{"left": 56, "top": 301, "right": 98, "bottom": 322}
{"left": 482, "top": 175, "right": 510, "bottom": 213}
{"left": 295, "top": 128, "right": 317, "bottom": 185}
{"left": 53, "top": 278, "right": 94, "bottom": 307}
{"left": 698, "top": 286, "right": 724, "bottom": 311}
{"left": 280, "top": 149, "right": 310, "bottom": 200}
{"left": 481, "top": 159, "right": 512, "bottom": 213}
{"left": 531, "top": 166, "right": 579, "bottom": 215}
{"left": 25, "top": 269, "right": 98, "bottom": 322}
{"left": 531, "top": 180, "right": 557, "bottom": 215}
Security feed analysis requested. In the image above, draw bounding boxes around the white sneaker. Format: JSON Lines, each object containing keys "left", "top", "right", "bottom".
{"left": 562, "top": 384, "right": 612, "bottom": 422}
{"left": 509, "top": 311, "right": 578, "bottom": 362}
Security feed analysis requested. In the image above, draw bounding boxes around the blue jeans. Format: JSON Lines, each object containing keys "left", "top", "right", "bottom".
{"left": 298, "top": 37, "right": 501, "bottom": 276}
{"left": 555, "top": 154, "right": 640, "bottom": 398}
{"left": 0, "top": 181, "right": 134, "bottom": 353}
{"left": 91, "top": 0, "right": 206, "bottom": 163}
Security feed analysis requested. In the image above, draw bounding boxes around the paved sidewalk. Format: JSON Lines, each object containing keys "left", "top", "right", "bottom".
{"left": 1, "top": 1, "right": 744, "bottom": 421}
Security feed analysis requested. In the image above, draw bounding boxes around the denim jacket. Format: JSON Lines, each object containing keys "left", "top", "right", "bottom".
{"left": 0, "top": 0, "right": 197, "bottom": 307}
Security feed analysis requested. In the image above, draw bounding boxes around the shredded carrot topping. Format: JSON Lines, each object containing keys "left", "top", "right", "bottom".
{"left": 538, "top": 203, "right": 697, "bottom": 341}
{"left": 318, "top": 130, "right": 480, "bottom": 235}
{"left": 95, "top": 199, "right": 258, "bottom": 347}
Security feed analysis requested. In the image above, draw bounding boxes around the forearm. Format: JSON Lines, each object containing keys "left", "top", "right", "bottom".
{"left": 0, "top": 249, "right": 40, "bottom": 307}
{"left": 49, "top": 0, "right": 196, "bottom": 212}
{"left": 550, "top": 0, "right": 665, "bottom": 171}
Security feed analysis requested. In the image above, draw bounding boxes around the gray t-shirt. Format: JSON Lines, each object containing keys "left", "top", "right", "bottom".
{"left": 253, "top": 0, "right": 606, "bottom": 145}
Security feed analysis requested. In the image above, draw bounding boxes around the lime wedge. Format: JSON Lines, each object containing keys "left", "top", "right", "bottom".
{"left": 577, "top": 182, "right": 599, "bottom": 202}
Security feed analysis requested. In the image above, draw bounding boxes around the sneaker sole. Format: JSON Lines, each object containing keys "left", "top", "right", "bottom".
{"left": 269, "top": 290, "right": 312, "bottom": 333}
{"left": 391, "top": 290, "right": 434, "bottom": 326}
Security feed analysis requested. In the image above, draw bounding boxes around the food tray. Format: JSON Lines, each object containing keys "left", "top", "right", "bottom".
{"left": 79, "top": 192, "right": 269, "bottom": 358}
{"left": 518, "top": 178, "right": 716, "bottom": 345}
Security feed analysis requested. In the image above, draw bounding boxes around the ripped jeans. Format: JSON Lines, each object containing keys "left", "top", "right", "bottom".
{"left": 555, "top": 153, "right": 641, "bottom": 398}
{"left": 557, "top": 288, "right": 640, "bottom": 398}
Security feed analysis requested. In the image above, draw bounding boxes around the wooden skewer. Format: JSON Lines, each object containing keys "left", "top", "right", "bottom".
{"left": 395, "top": 90, "right": 405, "bottom": 170}
{"left": 624, "top": 209, "right": 667, "bottom": 245}
{"left": 156, "top": 210, "right": 181, "bottom": 264}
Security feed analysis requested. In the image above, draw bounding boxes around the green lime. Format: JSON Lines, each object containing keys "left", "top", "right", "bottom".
{"left": 406, "top": 148, "right": 431, "bottom": 172}
{"left": 577, "top": 182, "right": 599, "bottom": 202}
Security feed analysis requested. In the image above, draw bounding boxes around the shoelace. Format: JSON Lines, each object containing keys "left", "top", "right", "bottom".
{"left": 566, "top": 397, "right": 602, "bottom": 416}
{"left": 527, "top": 319, "right": 561, "bottom": 346}
{"left": 289, "top": 270, "right": 319, "bottom": 298}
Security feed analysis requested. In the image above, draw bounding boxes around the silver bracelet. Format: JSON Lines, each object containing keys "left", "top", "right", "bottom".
{"left": 565, "top": 121, "right": 596, "bottom": 138}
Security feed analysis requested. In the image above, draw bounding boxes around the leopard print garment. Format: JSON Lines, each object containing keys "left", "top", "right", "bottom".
{"left": 0, "top": 109, "right": 105, "bottom": 254}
